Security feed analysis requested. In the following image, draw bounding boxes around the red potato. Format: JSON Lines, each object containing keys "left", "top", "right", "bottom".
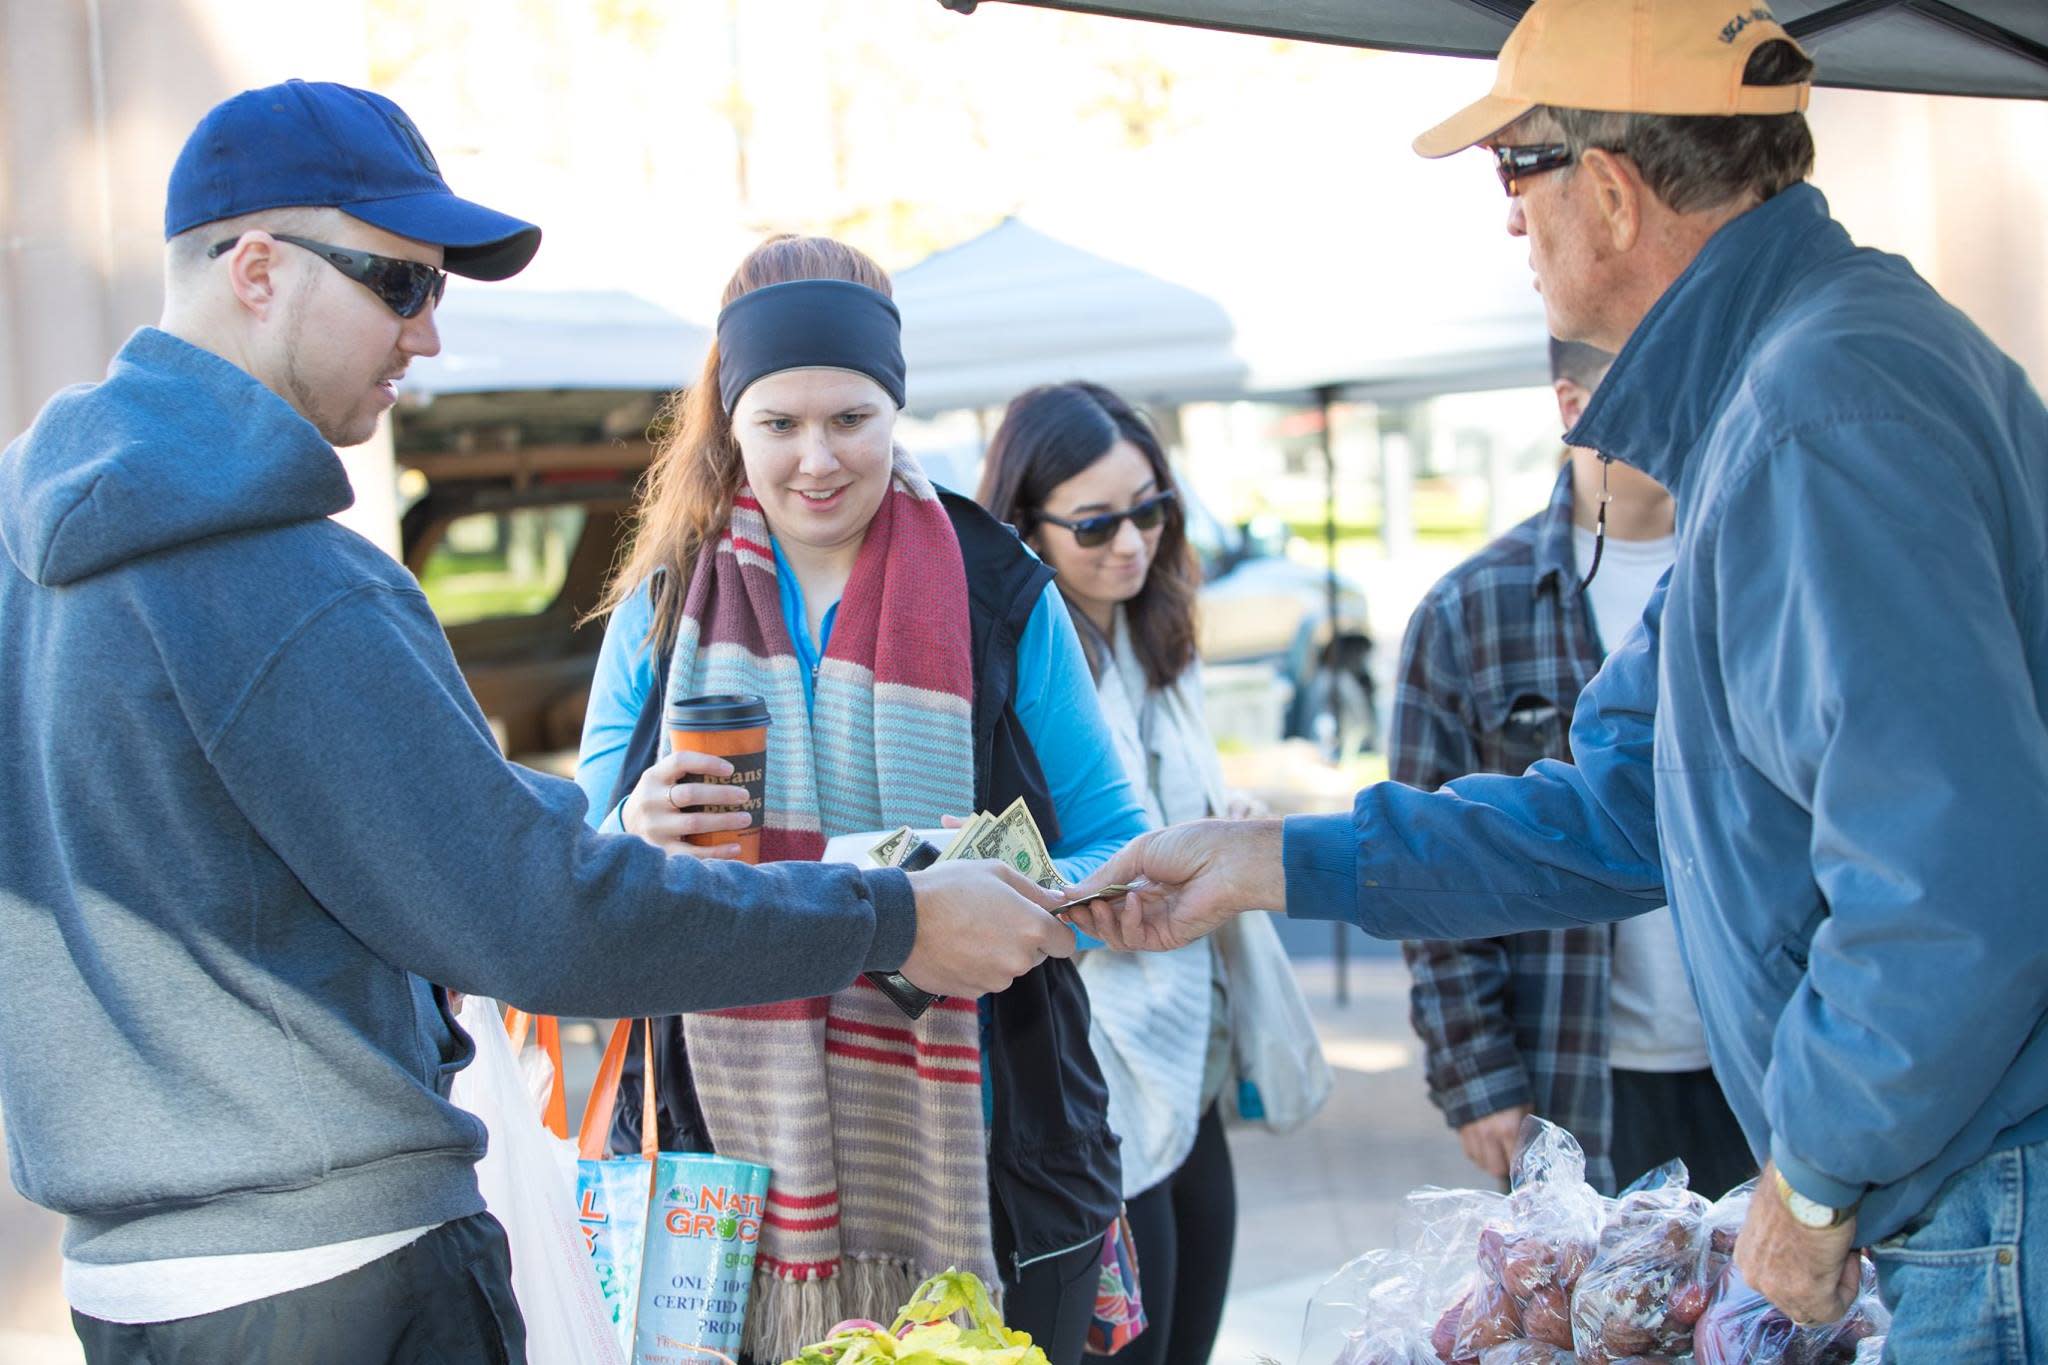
{"left": 1517, "top": 1285, "right": 1574, "bottom": 1350}
{"left": 1435, "top": 1281, "right": 1525, "bottom": 1364}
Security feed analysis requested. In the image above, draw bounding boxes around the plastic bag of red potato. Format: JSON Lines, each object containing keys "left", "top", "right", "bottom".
{"left": 1565, "top": 1167, "right": 1718, "bottom": 1365}
{"left": 1693, "top": 1254, "right": 1890, "bottom": 1365}
{"left": 1302, "top": 1119, "right": 1889, "bottom": 1365}
{"left": 1303, "top": 1249, "right": 1448, "bottom": 1365}
{"left": 1428, "top": 1120, "right": 1606, "bottom": 1362}
{"left": 1492, "top": 1122, "right": 1605, "bottom": 1350}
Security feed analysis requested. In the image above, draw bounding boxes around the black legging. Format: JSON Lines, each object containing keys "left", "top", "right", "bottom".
{"left": 1110, "top": 1103, "right": 1238, "bottom": 1365}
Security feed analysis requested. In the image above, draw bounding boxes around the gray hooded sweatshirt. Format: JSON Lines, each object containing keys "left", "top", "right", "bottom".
{"left": 0, "top": 328, "right": 916, "bottom": 1266}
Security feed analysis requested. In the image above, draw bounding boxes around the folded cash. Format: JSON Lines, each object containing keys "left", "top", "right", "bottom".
{"left": 1051, "top": 883, "right": 1143, "bottom": 913}
{"left": 871, "top": 798, "right": 1067, "bottom": 889}
{"left": 868, "top": 825, "right": 919, "bottom": 868}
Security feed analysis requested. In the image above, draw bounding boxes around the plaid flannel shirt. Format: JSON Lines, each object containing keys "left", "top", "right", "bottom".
{"left": 1393, "top": 464, "right": 1619, "bottom": 1192}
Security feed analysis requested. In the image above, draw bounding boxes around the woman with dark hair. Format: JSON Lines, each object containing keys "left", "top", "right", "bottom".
{"left": 575, "top": 240, "right": 1147, "bottom": 1365}
{"left": 981, "top": 382, "right": 1325, "bottom": 1365}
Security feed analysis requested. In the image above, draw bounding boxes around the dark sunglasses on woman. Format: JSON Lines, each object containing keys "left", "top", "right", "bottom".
{"left": 1038, "top": 490, "right": 1176, "bottom": 549}
{"left": 206, "top": 232, "right": 449, "bottom": 319}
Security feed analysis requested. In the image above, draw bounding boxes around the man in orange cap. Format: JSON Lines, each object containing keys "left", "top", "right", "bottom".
{"left": 1072, "top": 0, "right": 2048, "bottom": 1353}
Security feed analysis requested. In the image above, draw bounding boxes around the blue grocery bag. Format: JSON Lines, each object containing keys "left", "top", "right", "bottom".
{"left": 570, "top": 1020, "right": 770, "bottom": 1365}
{"left": 632, "top": 1153, "right": 771, "bottom": 1364}
{"left": 572, "top": 1019, "right": 659, "bottom": 1361}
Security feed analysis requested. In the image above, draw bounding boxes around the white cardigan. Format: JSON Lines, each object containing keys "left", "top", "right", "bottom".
{"left": 1077, "top": 611, "right": 1229, "bottom": 1198}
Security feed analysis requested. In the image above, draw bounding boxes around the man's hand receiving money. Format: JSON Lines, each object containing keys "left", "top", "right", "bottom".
{"left": 1062, "top": 818, "right": 1285, "bottom": 952}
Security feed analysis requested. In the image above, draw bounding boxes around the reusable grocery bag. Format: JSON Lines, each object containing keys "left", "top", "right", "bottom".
{"left": 632, "top": 1150, "right": 771, "bottom": 1364}
{"left": 572, "top": 1018, "right": 766, "bottom": 1365}
{"left": 570, "top": 1016, "right": 660, "bottom": 1361}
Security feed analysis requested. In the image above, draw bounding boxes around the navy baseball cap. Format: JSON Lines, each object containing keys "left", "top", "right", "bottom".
{"left": 165, "top": 79, "right": 540, "bottom": 281}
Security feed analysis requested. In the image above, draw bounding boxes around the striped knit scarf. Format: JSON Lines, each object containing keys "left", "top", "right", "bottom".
{"left": 663, "top": 452, "right": 994, "bottom": 1363}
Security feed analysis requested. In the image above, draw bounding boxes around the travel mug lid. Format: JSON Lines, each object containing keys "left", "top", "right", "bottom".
{"left": 665, "top": 693, "right": 772, "bottom": 730}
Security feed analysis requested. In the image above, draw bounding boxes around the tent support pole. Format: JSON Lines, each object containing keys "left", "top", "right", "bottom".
{"left": 1316, "top": 383, "right": 1348, "bottom": 1007}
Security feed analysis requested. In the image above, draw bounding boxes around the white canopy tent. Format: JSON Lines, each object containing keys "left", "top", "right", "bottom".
{"left": 403, "top": 286, "right": 711, "bottom": 398}
{"left": 894, "top": 217, "right": 1250, "bottom": 416}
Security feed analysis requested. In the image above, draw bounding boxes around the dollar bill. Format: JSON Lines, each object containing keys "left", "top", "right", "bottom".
{"left": 936, "top": 811, "right": 990, "bottom": 864}
{"left": 868, "top": 825, "right": 918, "bottom": 868}
{"left": 959, "top": 796, "right": 1065, "bottom": 890}
{"left": 1050, "top": 883, "right": 1143, "bottom": 913}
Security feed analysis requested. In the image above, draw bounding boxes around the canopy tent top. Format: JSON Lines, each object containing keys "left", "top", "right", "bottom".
{"left": 939, "top": 0, "right": 2048, "bottom": 101}
{"left": 894, "top": 216, "right": 1250, "bottom": 414}
{"left": 403, "top": 286, "right": 711, "bottom": 398}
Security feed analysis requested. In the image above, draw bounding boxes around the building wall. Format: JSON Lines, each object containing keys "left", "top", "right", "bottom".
{"left": 1810, "top": 87, "right": 2048, "bottom": 392}
{"left": 0, "top": 0, "right": 395, "bottom": 551}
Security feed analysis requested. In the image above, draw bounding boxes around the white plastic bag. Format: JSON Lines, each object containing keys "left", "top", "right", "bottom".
{"left": 1216, "top": 908, "right": 1333, "bottom": 1131}
{"left": 450, "top": 996, "right": 627, "bottom": 1365}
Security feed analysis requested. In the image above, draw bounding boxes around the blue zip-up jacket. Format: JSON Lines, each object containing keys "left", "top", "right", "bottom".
{"left": 1283, "top": 184, "right": 2048, "bottom": 1244}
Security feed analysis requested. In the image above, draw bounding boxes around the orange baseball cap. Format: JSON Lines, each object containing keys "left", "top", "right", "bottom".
{"left": 1413, "top": 0, "right": 1813, "bottom": 158}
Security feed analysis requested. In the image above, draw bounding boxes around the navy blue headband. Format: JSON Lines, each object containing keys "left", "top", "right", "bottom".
{"left": 715, "top": 279, "right": 907, "bottom": 414}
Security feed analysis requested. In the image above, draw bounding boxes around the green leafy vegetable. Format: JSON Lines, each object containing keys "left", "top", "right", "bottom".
{"left": 778, "top": 1269, "right": 1051, "bottom": 1364}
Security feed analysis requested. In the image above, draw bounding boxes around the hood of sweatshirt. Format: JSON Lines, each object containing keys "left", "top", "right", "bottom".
{"left": 0, "top": 327, "right": 354, "bottom": 586}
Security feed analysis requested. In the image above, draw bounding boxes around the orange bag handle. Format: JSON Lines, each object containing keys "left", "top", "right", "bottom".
{"left": 500, "top": 1008, "right": 570, "bottom": 1139}
{"left": 577, "top": 1017, "right": 658, "bottom": 1163}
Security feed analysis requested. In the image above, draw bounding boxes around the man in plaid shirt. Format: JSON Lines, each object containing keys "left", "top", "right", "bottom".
{"left": 1394, "top": 339, "right": 1751, "bottom": 1198}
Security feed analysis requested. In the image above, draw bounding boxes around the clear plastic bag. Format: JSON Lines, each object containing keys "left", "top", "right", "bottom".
{"left": 1493, "top": 1120, "right": 1606, "bottom": 1352}
{"left": 1478, "top": 1345, "right": 1579, "bottom": 1365}
{"left": 1424, "top": 1119, "right": 1608, "bottom": 1363}
{"left": 1385, "top": 1182, "right": 1513, "bottom": 1363}
{"left": 1567, "top": 1178, "right": 1715, "bottom": 1365}
{"left": 1693, "top": 1257, "right": 1891, "bottom": 1365}
{"left": 1301, "top": 1249, "right": 1445, "bottom": 1365}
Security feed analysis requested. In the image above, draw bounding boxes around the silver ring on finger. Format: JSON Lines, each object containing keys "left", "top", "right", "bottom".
{"left": 667, "top": 781, "right": 686, "bottom": 812}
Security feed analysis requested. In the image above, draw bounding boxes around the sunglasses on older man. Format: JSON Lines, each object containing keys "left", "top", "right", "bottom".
{"left": 207, "top": 232, "right": 448, "bottom": 319}
{"left": 1492, "top": 143, "right": 1578, "bottom": 198}
{"left": 1038, "top": 490, "right": 1176, "bottom": 549}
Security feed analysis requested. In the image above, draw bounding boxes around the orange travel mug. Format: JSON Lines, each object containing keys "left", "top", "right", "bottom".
{"left": 665, "top": 694, "right": 771, "bottom": 863}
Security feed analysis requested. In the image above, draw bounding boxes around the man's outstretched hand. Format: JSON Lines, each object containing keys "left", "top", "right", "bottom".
{"left": 1063, "top": 818, "right": 1285, "bottom": 951}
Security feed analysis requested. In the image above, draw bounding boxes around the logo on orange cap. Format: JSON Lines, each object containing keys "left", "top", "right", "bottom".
{"left": 1413, "top": 0, "right": 1812, "bottom": 159}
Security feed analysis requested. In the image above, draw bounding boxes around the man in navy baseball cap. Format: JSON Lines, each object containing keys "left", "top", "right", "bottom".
{"left": 3, "top": 78, "right": 1076, "bottom": 1365}
{"left": 166, "top": 78, "right": 539, "bottom": 280}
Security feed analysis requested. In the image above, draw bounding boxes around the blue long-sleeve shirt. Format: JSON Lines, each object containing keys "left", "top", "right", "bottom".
{"left": 576, "top": 549, "right": 1147, "bottom": 883}
{"left": 1282, "top": 185, "right": 2048, "bottom": 1245}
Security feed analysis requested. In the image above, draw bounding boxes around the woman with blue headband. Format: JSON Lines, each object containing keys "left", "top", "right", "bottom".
{"left": 576, "top": 235, "right": 1148, "bottom": 1365}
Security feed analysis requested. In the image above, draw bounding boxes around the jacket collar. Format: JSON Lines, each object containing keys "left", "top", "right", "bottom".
{"left": 1565, "top": 183, "right": 1856, "bottom": 491}
{"left": 1532, "top": 460, "right": 1581, "bottom": 600}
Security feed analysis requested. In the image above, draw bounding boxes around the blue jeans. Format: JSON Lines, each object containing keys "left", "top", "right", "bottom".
{"left": 1872, "top": 1137, "right": 2045, "bottom": 1363}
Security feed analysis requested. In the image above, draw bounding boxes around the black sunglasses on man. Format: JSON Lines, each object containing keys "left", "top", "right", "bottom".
{"left": 1038, "top": 490, "right": 1176, "bottom": 549}
{"left": 206, "top": 232, "right": 448, "bottom": 319}
{"left": 1492, "top": 143, "right": 1578, "bottom": 198}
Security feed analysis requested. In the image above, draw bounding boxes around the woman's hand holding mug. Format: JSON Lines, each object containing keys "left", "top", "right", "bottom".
{"left": 623, "top": 748, "right": 754, "bottom": 858}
